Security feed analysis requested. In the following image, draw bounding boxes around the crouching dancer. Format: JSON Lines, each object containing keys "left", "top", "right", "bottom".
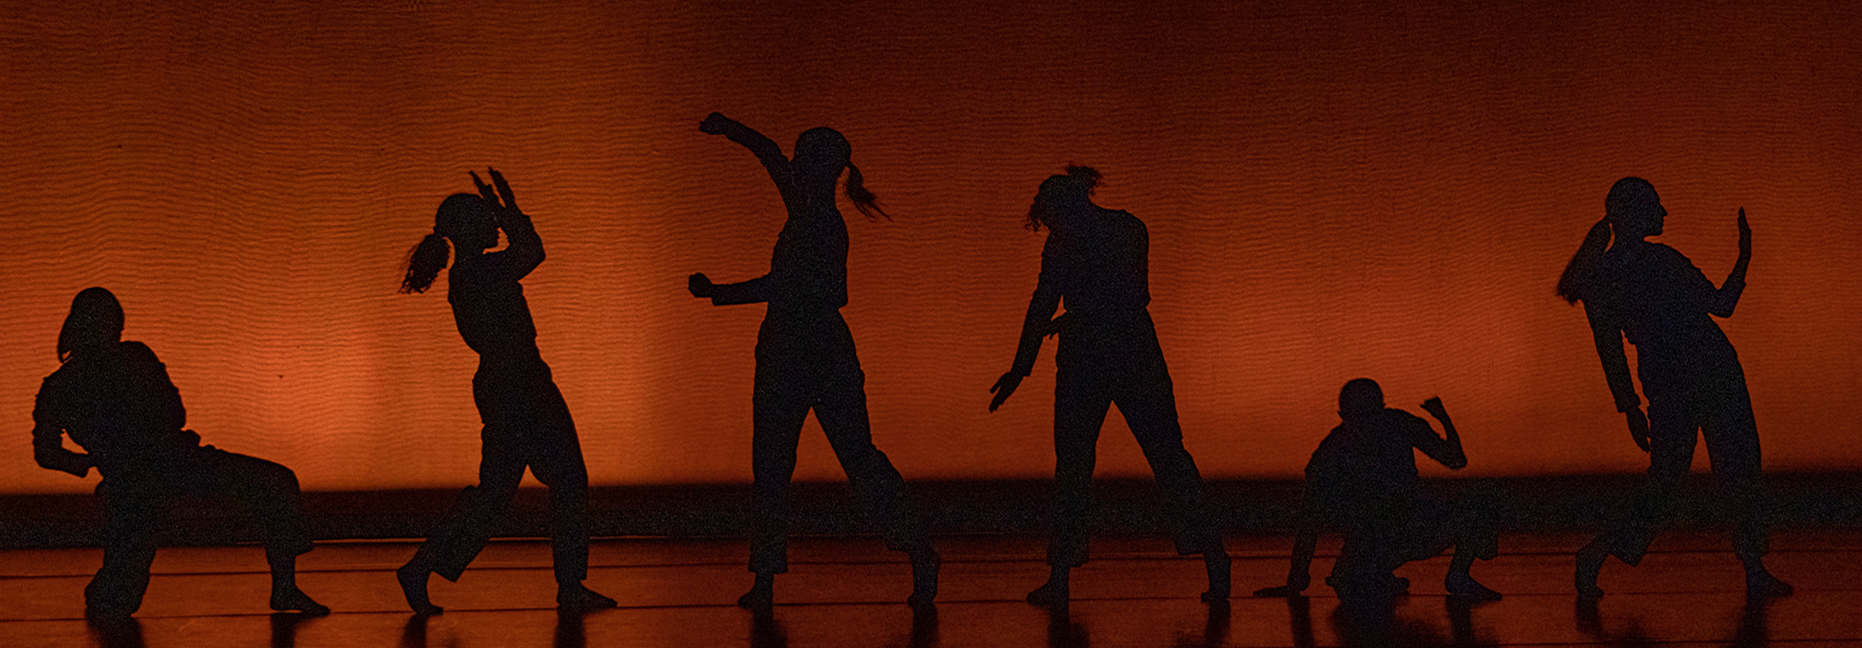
{"left": 1254, "top": 380, "right": 1500, "bottom": 603}
{"left": 32, "top": 287, "right": 327, "bottom": 621}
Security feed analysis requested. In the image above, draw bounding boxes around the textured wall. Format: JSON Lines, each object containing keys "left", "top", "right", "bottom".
{"left": 3, "top": 0, "right": 1859, "bottom": 492}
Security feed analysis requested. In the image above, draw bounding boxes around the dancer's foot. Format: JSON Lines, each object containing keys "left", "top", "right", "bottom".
{"left": 738, "top": 574, "right": 775, "bottom": 610}
{"left": 83, "top": 604, "right": 134, "bottom": 624}
{"left": 1746, "top": 569, "right": 1794, "bottom": 600}
{"left": 397, "top": 563, "right": 443, "bottom": 616}
{"left": 1445, "top": 572, "right": 1502, "bottom": 602}
{"left": 908, "top": 550, "right": 940, "bottom": 608}
{"left": 557, "top": 584, "right": 618, "bottom": 614}
{"left": 1025, "top": 578, "right": 1069, "bottom": 608}
{"left": 1201, "top": 551, "right": 1231, "bottom": 603}
{"left": 270, "top": 587, "right": 331, "bottom": 615}
{"left": 1574, "top": 541, "right": 1606, "bottom": 600}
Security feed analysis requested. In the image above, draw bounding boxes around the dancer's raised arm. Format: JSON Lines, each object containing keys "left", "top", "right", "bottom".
{"left": 1416, "top": 397, "right": 1468, "bottom": 470}
{"left": 700, "top": 112, "right": 792, "bottom": 193}
{"left": 1708, "top": 208, "right": 1752, "bottom": 318}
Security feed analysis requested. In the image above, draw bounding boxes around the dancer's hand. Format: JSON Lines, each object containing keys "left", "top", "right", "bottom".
{"left": 1736, "top": 207, "right": 1751, "bottom": 257}
{"left": 1043, "top": 312, "right": 1074, "bottom": 339}
{"left": 1624, "top": 406, "right": 1650, "bottom": 452}
{"left": 1420, "top": 396, "right": 1448, "bottom": 420}
{"left": 688, "top": 273, "right": 714, "bottom": 299}
{"left": 989, "top": 371, "right": 1023, "bottom": 412}
{"left": 700, "top": 112, "right": 731, "bottom": 135}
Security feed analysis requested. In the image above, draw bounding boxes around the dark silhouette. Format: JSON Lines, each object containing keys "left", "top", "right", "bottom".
{"left": 395, "top": 169, "right": 616, "bottom": 615}
{"left": 687, "top": 113, "right": 937, "bottom": 609}
{"left": 1045, "top": 604, "right": 1090, "bottom": 648}
{"left": 1252, "top": 381, "right": 1499, "bottom": 602}
{"left": 554, "top": 610, "right": 587, "bottom": 648}
{"left": 31, "top": 287, "right": 328, "bottom": 621}
{"left": 907, "top": 604, "right": 939, "bottom": 648}
{"left": 988, "top": 166, "right": 1229, "bottom": 606}
{"left": 271, "top": 611, "right": 313, "bottom": 648}
{"left": 750, "top": 607, "right": 788, "bottom": 648}
{"left": 86, "top": 616, "right": 145, "bottom": 648}
{"left": 398, "top": 615, "right": 429, "bottom": 648}
{"left": 1171, "top": 600, "right": 1231, "bottom": 648}
{"left": 1557, "top": 178, "right": 1791, "bottom": 600}
{"left": 1279, "top": 595, "right": 1317, "bottom": 648}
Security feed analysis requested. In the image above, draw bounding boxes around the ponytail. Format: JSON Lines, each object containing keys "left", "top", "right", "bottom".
{"left": 400, "top": 232, "right": 451, "bottom": 294}
{"left": 843, "top": 162, "right": 889, "bottom": 221}
{"left": 1065, "top": 164, "right": 1101, "bottom": 194}
{"left": 1555, "top": 219, "right": 1612, "bottom": 304}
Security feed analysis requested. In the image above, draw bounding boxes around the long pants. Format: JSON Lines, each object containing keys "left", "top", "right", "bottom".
{"left": 88, "top": 446, "right": 314, "bottom": 616}
{"left": 1592, "top": 356, "right": 1767, "bottom": 566}
{"left": 1328, "top": 490, "right": 1498, "bottom": 587}
{"left": 1048, "top": 312, "right": 1219, "bottom": 567}
{"left": 748, "top": 311, "right": 927, "bottom": 574}
{"left": 412, "top": 356, "right": 590, "bottom": 585}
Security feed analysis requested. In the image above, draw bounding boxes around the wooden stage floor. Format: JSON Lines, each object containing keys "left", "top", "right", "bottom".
{"left": 1, "top": 530, "right": 1857, "bottom": 647}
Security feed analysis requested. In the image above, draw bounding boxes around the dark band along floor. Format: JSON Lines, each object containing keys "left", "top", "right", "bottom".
{"left": 1, "top": 531, "right": 1857, "bottom": 647}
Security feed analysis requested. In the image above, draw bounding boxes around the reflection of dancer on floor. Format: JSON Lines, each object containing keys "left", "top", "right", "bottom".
{"left": 396, "top": 170, "right": 616, "bottom": 615}
{"left": 1556, "top": 177, "right": 1791, "bottom": 600}
{"left": 688, "top": 113, "right": 938, "bottom": 609}
{"left": 988, "top": 166, "right": 1230, "bottom": 606}
{"left": 1251, "top": 381, "right": 1500, "bottom": 602}
{"left": 32, "top": 288, "right": 328, "bottom": 620}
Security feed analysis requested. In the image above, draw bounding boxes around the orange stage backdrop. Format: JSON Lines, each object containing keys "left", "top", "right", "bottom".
{"left": 3, "top": 1, "right": 1859, "bottom": 493}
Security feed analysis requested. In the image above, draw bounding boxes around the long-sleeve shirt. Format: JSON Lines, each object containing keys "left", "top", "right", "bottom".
{"left": 1581, "top": 242, "right": 1742, "bottom": 411}
{"left": 449, "top": 209, "right": 545, "bottom": 360}
{"left": 33, "top": 341, "right": 198, "bottom": 474}
{"left": 1010, "top": 209, "right": 1152, "bottom": 376}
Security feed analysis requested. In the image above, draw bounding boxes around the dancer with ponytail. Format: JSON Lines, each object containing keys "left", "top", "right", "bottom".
{"left": 32, "top": 287, "right": 327, "bottom": 620}
{"left": 988, "top": 166, "right": 1230, "bottom": 606}
{"left": 688, "top": 112, "right": 938, "bottom": 609}
{"left": 396, "top": 169, "right": 615, "bottom": 615}
{"left": 1558, "top": 177, "right": 1791, "bottom": 600}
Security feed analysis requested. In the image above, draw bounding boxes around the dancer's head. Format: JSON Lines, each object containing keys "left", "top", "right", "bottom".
{"left": 1604, "top": 177, "right": 1665, "bottom": 239}
{"left": 794, "top": 127, "right": 888, "bottom": 221}
{"left": 1025, "top": 165, "right": 1102, "bottom": 233}
{"left": 58, "top": 287, "right": 124, "bottom": 362}
{"left": 1556, "top": 177, "right": 1666, "bottom": 304}
{"left": 400, "top": 193, "right": 498, "bottom": 294}
{"left": 1338, "top": 378, "right": 1385, "bottom": 421}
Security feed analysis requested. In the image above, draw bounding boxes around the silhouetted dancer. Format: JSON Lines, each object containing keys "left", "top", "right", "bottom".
{"left": 1556, "top": 177, "right": 1791, "bottom": 600}
{"left": 31, "top": 287, "right": 327, "bottom": 621}
{"left": 687, "top": 113, "right": 938, "bottom": 609}
{"left": 395, "top": 169, "right": 616, "bottom": 615}
{"left": 988, "top": 166, "right": 1229, "bottom": 606}
{"left": 1252, "top": 382, "right": 1500, "bottom": 603}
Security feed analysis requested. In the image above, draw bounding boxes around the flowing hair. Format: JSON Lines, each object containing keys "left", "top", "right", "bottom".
{"left": 400, "top": 193, "right": 481, "bottom": 294}
{"left": 1555, "top": 219, "right": 1613, "bottom": 304}
{"left": 1024, "top": 165, "right": 1102, "bottom": 231}
{"left": 1558, "top": 177, "right": 1655, "bottom": 304}
{"left": 796, "top": 127, "right": 889, "bottom": 221}
{"left": 843, "top": 162, "right": 889, "bottom": 221}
